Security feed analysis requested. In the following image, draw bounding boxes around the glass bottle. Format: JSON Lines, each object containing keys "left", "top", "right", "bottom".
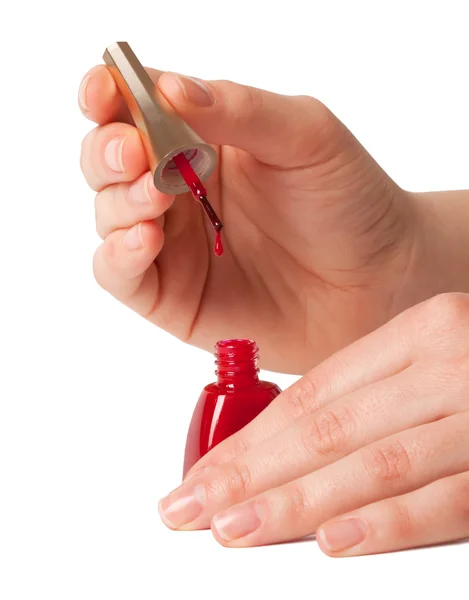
{"left": 183, "top": 339, "right": 281, "bottom": 477}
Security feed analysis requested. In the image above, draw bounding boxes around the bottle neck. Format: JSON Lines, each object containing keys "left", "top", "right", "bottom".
{"left": 215, "top": 339, "right": 260, "bottom": 389}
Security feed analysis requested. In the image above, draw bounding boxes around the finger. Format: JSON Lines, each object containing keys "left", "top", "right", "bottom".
{"left": 81, "top": 122, "right": 148, "bottom": 191}
{"left": 157, "top": 72, "right": 355, "bottom": 168}
{"left": 185, "top": 411, "right": 469, "bottom": 545}
{"left": 184, "top": 293, "right": 469, "bottom": 477}
{"left": 93, "top": 220, "right": 163, "bottom": 318}
{"left": 184, "top": 358, "right": 469, "bottom": 515}
{"left": 95, "top": 172, "right": 175, "bottom": 239}
{"left": 317, "top": 470, "right": 469, "bottom": 556}
{"left": 184, "top": 316, "right": 414, "bottom": 477}
{"left": 78, "top": 65, "right": 163, "bottom": 125}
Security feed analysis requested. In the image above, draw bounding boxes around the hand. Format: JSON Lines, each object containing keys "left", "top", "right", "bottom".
{"left": 158, "top": 293, "right": 469, "bottom": 556}
{"left": 79, "top": 66, "right": 418, "bottom": 373}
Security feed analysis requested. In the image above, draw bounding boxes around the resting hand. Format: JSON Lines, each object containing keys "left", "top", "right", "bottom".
{"left": 159, "top": 293, "right": 469, "bottom": 556}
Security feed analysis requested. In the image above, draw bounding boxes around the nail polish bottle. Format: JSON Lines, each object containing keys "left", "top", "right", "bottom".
{"left": 183, "top": 339, "right": 281, "bottom": 477}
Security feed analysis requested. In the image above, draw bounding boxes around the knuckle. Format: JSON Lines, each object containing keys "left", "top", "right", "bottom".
{"left": 303, "top": 406, "right": 354, "bottom": 457}
{"left": 283, "top": 482, "right": 311, "bottom": 527}
{"left": 297, "top": 95, "right": 333, "bottom": 123}
{"left": 296, "top": 95, "right": 345, "bottom": 148}
{"left": 229, "top": 435, "right": 249, "bottom": 460}
{"left": 285, "top": 95, "right": 345, "bottom": 167}
{"left": 240, "top": 85, "right": 263, "bottom": 116}
{"left": 205, "top": 435, "right": 250, "bottom": 470}
{"left": 362, "top": 440, "right": 412, "bottom": 486}
{"left": 284, "top": 375, "right": 319, "bottom": 419}
{"left": 208, "top": 462, "right": 253, "bottom": 504}
{"left": 422, "top": 293, "right": 469, "bottom": 332}
{"left": 225, "top": 83, "right": 264, "bottom": 126}
{"left": 459, "top": 363, "right": 469, "bottom": 404}
{"left": 449, "top": 474, "right": 469, "bottom": 525}
{"left": 387, "top": 498, "right": 414, "bottom": 540}
{"left": 441, "top": 353, "right": 469, "bottom": 397}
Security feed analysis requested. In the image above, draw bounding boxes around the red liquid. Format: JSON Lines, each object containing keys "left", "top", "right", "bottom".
{"left": 172, "top": 152, "right": 207, "bottom": 198}
{"left": 172, "top": 152, "right": 223, "bottom": 256}
{"left": 214, "top": 231, "right": 223, "bottom": 257}
{"left": 183, "top": 339, "right": 281, "bottom": 477}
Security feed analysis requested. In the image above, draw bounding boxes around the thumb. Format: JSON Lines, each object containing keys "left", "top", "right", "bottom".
{"left": 157, "top": 72, "right": 354, "bottom": 169}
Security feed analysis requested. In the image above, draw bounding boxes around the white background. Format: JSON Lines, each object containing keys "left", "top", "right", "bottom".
{"left": 1, "top": 0, "right": 467, "bottom": 598}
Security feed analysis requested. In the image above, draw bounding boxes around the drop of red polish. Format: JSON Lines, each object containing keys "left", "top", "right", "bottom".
{"left": 214, "top": 231, "right": 224, "bottom": 257}
{"left": 172, "top": 152, "right": 224, "bottom": 258}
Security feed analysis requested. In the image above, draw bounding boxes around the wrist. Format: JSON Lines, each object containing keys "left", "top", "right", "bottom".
{"left": 397, "top": 190, "right": 469, "bottom": 310}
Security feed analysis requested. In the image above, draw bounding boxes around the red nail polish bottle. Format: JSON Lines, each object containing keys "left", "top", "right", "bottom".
{"left": 183, "top": 339, "right": 281, "bottom": 477}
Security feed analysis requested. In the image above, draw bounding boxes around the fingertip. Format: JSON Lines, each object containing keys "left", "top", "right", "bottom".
{"left": 120, "top": 127, "right": 149, "bottom": 179}
{"left": 138, "top": 219, "right": 165, "bottom": 256}
{"left": 157, "top": 72, "right": 187, "bottom": 106}
{"left": 93, "top": 223, "right": 161, "bottom": 321}
{"left": 316, "top": 526, "right": 338, "bottom": 557}
{"left": 79, "top": 65, "right": 121, "bottom": 124}
{"left": 81, "top": 123, "right": 149, "bottom": 191}
{"left": 101, "top": 220, "right": 164, "bottom": 279}
{"left": 210, "top": 521, "right": 232, "bottom": 548}
{"left": 158, "top": 72, "right": 216, "bottom": 109}
{"left": 146, "top": 173, "right": 176, "bottom": 213}
{"left": 158, "top": 499, "right": 178, "bottom": 531}
{"left": 316, "top": 517, "right": 369, "bottom": 557}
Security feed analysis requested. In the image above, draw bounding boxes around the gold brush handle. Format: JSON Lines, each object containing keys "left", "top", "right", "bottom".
{"left": 103, "top": 42, "right": 217, "bottom": 195}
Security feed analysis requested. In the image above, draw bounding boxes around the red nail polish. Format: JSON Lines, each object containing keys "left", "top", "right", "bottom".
{"left": 172, "top": 152, "right": 224, "bottom": 257}
{"left": 183, "top": 340, "right": 281, "bottom": 477}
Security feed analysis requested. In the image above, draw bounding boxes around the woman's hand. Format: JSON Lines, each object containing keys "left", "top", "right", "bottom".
{"left": 79, "top": 66, "right": 420, "bottom": 374}
{"left": 158, "top": 293, "right": 469, "bottom": 556}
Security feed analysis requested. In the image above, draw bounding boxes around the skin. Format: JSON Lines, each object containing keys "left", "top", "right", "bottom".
{"left": 79, "top": 66, "right": 469, "bottom": 555}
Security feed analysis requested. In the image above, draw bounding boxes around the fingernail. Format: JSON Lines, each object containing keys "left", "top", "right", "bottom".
{"left": 317, "top": 517, "right": 368, "bottom": 552}
{"left": 212, "top": 502, "right": 264, "bottom": 542}
{"left": 78, "top": 74, "right": 90, "bottom": 112}
{"left": 159, "top": 485, "right": 206, "bottom": 528}
{"left": 129, "top": 173, "right": 152, "bottom": 204}
{"left": 104, "top": 136, "right": 126, "bottom": 172}
{"left": 123, "top": 223, "right": 144, "bottom": 250}
{"left": 162, "top": 73, "right": 215, "bottom": 107}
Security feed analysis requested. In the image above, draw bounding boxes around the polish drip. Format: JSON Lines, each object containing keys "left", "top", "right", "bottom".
{"left": 172, "top": 152, "right": 224, "bottom": 256}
